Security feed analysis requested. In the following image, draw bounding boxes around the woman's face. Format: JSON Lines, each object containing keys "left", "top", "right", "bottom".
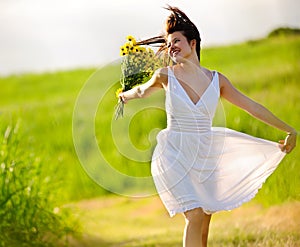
{"left": 167, "top": 31, "right": 194, "bottom": 63}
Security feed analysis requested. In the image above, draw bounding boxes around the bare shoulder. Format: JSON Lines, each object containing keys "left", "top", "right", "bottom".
{"left": 156, "top": 67, "right": 168, "bottom": 78}
{"left": 217, "top": 72, "right": 250, "bottom": 105}
{"left": 200, "top": 66, "right": 215, "bottom": 81}
{"left": 201, "top": 66, "right": 213, "bottom": 74}
{"left": 153, "top": 67, "right": 168, "bottom": 87}
{"left": 217, "top": 71, "right": 227, "bottom": 80}
{"left": 217, "top": 72, "right": 232, "bottom": 90}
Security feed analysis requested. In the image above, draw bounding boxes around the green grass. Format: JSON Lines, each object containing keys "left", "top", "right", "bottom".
{"left": 0, "top": 35, "right": 299, "bottom": 205}
{"left": 67, "top": 195, "right": 300, "bottom": 247}
{"left": 0, "top": 122, "right": 79, "bottom": 247}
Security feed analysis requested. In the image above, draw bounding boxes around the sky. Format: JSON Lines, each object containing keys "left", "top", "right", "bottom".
{"left": 0, "top": 0, "right": 299, "bottom": 76}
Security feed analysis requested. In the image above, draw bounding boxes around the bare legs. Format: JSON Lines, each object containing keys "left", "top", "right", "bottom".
{"left": 183, "top": 208, "right": 203, "bottom": 247}
{"left": 183, "top": 208, "right": 212, "bottom": 247}
{"left": 202, "top": 213, "right": 212, "bottom": 247}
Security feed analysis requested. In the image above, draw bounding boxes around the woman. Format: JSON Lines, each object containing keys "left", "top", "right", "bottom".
{"left": 119, "top": 6, "right": 297, "bottom": 247}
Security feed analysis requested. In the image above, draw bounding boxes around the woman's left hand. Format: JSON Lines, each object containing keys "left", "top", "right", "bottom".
{"left": 279, "top": 132, "right": 297, "bottom": 153}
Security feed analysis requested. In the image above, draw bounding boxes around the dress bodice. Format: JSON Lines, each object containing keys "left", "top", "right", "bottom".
{"left": 165, "top": 67, "right": 220, "bottom": 133}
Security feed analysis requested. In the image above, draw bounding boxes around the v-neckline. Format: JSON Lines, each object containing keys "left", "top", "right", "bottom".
{"left": 170, "top": 69, "right": 216, "bottom": 106}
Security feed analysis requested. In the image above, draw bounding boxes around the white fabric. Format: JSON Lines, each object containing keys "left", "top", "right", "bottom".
{"left": 151, "top": 67, "right": 286, "bottom": 217}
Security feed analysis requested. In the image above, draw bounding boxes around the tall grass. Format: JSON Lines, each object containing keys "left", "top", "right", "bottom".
{"left": 0, "top": 69, "right": 107, "bottom": 201}
{"left": 0, "top": 35, "right": 299, "bottom": 205}
{"left": 0, "top": 120, "right": 79, "bottom": 246}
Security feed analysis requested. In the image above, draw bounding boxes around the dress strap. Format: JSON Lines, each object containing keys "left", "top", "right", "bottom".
{"left": 212, "top": 71, "right": 220, "bottom": 97}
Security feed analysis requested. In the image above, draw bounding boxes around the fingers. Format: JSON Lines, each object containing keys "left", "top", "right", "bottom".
{"left": 279, "top": 142, "right": 295, "bottom": 153}
{"left": 118, "top": 93, "right": 127, "bottom": 104}
{"left": 278, "top": 140, "right": 285, "bottom": 152}
{"left": 285, "top": 145, "right": 294, "bottom": 153}
{"left": 278, "top": 140, "right": 291, "bottom": 153}
{"left": 278, "top": 134, "right": 297, "bottom": 153}
{"left": 285, "top": 134, "right": 297, "bottom": 153}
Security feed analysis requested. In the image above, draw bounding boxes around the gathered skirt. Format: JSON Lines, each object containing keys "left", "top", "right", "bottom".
{"left": 151, "top": 127, "right": 286, "bottom": 217}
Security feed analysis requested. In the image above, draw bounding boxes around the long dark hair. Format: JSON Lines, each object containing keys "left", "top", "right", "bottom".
{"left": 137, "top": 6, "right": 201, "bottom": 61}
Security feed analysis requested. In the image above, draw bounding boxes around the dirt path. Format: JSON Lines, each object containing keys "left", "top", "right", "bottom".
{"left": 67, "top": 196, "right": 300, "bottom": 247}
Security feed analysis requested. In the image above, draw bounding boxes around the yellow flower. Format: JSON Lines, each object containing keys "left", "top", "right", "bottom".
{"left": 124, "top": 42, "right": 131, "bottom": 49}
{"left": 147, "top": 47, "right": 154, "bottom": 54}
{"left": 129, "top": 46, "right": 135, "bottom": 52}
{"left": 147, "top": 48, "right": 154, "bottom": 57}
{"left": 120, "top": 46, "right": 128, "bottom": 56}
{"left": 115, "top": 88, "right": 123, "bottom": 98}
{"left": 138, "top": 47, "right": 146, "bottom": 53}
{"left": 130, "top": 40, "right": 137, "bottom": 46}
{"left": 126, "top": 35, "right": 136, "bottom": 45}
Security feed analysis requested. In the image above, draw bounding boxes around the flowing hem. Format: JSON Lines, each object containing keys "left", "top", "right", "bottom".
{"left": 169, "top": 190, "right": 260, "bottom": 217}
{"left": 167, "top": 168, "right": 283, "bottom": 217}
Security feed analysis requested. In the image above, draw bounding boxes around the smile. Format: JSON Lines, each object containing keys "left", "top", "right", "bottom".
{"left": 172, "top": 50, "right": 180, "bottom": 56}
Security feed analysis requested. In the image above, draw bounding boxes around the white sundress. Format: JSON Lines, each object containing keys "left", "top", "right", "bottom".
{"left": 151, "top": 67, "right": 286, "bottom": 217}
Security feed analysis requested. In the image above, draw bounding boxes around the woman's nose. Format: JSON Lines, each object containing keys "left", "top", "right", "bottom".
{"left": 169, "top": 43, "right": 176, "bottom": 51}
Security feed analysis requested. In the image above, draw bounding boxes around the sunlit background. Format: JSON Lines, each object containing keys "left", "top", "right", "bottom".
{"left": 0, "top": 0, "right": 299, "bottom": 76}
{"left": 1, "top": 1, "right": 300, "bottom": 246}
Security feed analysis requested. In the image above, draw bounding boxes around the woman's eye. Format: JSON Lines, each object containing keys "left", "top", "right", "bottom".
{"left": 167, "top": 39, "right": 179, "bottom": 48}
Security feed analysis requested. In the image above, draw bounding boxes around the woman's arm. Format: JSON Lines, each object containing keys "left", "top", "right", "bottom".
{"left": 118, "top": 67, "right": 168, "bottom": 103}
{"left": 219, "top": 73, "right": 297, "bottom": 153}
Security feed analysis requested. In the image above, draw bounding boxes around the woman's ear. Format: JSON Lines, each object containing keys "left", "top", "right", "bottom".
{"left": 190, "top": 39, "right": 197, "bottom": 49}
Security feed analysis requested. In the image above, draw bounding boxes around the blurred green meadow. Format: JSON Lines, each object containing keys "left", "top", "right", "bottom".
{"left": 0, "top": 33, "right": 300, "bottom": 245}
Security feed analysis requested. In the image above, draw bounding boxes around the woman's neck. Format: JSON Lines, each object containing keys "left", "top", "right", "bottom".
{"left": 178, "top": 56, "right": 201, "bottom": 72}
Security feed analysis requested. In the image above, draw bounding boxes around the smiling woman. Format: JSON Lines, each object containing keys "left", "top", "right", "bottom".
{"left": 118, "top": 5, "right": 297, "bottom": 247}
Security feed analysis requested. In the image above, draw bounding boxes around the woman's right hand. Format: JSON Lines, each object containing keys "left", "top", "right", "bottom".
{"left": 118, "top": 92, "right": 128, "bottom": 104}
{"left": 279, "top": 131, "right": 297, "bottom": 153}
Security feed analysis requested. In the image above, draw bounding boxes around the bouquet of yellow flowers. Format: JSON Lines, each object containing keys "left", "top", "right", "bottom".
{"left": 114, "top": 35, "right": 165, "bottom": 119}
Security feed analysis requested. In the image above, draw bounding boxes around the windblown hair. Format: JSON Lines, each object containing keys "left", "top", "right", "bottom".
{"left": 137, "top": 6, "right": 201, "bottom": 61}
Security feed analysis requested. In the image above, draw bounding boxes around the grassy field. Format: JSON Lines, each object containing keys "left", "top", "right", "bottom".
{"left": 1, "top": 34, "right": 299, "bottom": 204}
{"left": 1, "top": 33, "right": 300, "bottom": 246}
{"left": 68, "top": 195, "right": 300, "bottom": 247}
